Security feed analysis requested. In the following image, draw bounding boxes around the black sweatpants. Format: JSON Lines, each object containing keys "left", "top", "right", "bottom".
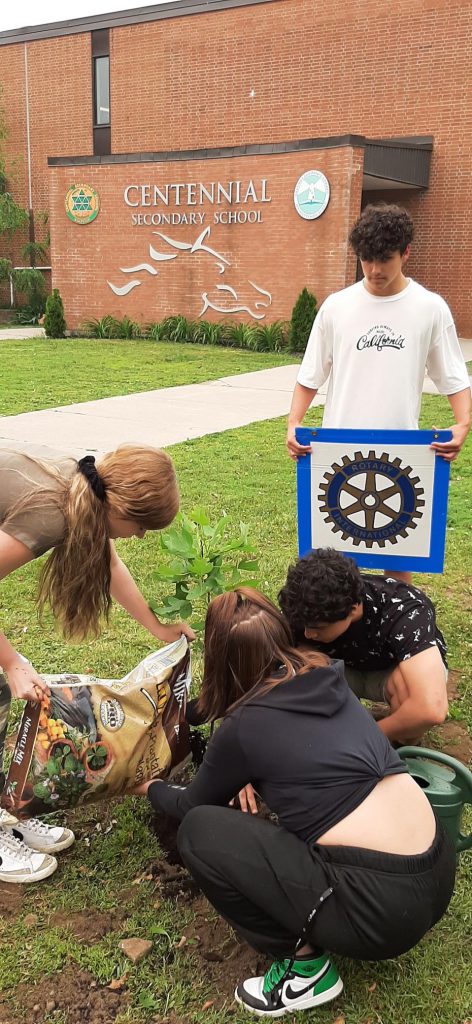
{"left": 177, "top": 805, "right": 456, "bottom": 961}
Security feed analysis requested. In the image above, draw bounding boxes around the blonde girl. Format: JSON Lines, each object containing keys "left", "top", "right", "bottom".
{"left": 0, "top": 444, "right": 193, "bottom": 882}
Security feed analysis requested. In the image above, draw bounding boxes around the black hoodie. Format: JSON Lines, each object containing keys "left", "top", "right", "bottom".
{"left": 148, "top": 661, "right": 406, "bottom": 842}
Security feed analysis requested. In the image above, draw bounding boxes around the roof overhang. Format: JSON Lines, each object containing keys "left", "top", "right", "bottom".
{"left": 363, "top": 136, "right": 433, "bottom": 191}
{"left": 0, "top": 0, "right": 277, "bottom": 44}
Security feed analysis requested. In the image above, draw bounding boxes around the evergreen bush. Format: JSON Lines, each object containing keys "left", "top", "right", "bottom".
{"left": 44, "top": 288, "right": 67, "bottom": 338}
{"left": 289, "top": 287, "right": 317, "bottom": 352}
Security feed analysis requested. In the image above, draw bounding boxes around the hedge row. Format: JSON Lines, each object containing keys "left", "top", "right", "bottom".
{"left": 80, "top": 289, "right": 317, "bottom": 353}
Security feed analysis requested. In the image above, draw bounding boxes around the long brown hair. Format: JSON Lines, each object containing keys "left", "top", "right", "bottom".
{"left": 13, "top": 444, "right": 180, "bottom": 640}
{"left": 197, "top": 587, "right": 329, "bottom": 722}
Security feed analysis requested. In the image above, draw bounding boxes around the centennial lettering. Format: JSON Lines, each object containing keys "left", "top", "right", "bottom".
{"left": 124, "top": 179, "right": 272, "bottom": 208}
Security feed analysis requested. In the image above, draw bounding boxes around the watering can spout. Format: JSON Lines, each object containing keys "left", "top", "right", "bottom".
{"left": 397, "top": 747, "right": 472, "bottom": 854}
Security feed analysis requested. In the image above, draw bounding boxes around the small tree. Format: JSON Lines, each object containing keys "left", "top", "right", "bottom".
{"left": 44, "top": 288, "right": 67, "bottom": 338}
{"left": 289, "top": 287, "right": 317, "bottom": 352}
{"left": 151, "top": 509, "right": 259, "bottom": 632}
{"left": 12, "top": 267, "right": 47, "bottom": 321}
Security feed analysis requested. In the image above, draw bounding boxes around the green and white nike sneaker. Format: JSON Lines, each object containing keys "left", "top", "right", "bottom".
{"left": 235, "top": 952, "right": 343, "bottom": 1017}
{"left": 0, "top": 827, "right": 58, "bottom": 884}
{"left": 0, "top": 809, "right": 75, "bottom": 853}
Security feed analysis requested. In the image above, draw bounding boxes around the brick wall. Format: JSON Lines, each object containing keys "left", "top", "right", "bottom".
{"left": 1, "top": 0, "right": 472, "bottom": 330}
{"left": 49, "top": 146, "right": 363, "bottom": 329}
{"left": 0, "top": 31, "right": 92, "bottom": 301}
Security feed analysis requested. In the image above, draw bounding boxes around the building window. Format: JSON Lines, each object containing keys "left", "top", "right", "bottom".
{"left": 92, "top": 29, "right": 111, "bottom": 155}
{"left": 94, "top": 56, "right": 110, "bottom": 125}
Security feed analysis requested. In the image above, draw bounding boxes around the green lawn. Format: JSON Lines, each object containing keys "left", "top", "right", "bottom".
{"left": 0, "top": 360, "right": 471, "bottom": 1023}
{"left": 0, "top": 338, "right": 296, "bottom": 415}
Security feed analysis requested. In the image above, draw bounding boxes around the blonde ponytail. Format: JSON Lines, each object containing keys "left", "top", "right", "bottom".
{"left": 36, "top": 444, "right": 179, "bottom": 640}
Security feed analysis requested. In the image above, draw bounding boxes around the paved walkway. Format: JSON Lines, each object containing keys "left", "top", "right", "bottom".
{"left": 0, "top": 338, "right": 471, "bottom": 459}
{"left": 0, "top": 326, "right": 46, "bottom": 339}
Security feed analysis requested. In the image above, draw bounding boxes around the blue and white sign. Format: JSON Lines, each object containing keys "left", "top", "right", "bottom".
{"left": 294, "top": 170, "right": 330, "bottom": 220}
{"left": 296, "top": 428, "right": 451, "bottom": 573}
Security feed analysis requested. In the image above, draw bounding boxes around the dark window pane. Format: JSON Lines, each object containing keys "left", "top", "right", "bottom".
{"left": 95, "top": 56, "right": 110, "bottom": 125}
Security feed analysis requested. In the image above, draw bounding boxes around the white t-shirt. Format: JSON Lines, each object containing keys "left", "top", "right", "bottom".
{"left": 297, "top": 279, "right": 470, "bottom": 429}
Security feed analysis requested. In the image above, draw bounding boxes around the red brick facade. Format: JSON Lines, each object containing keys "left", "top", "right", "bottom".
{"left": 1, "top": 0, "right": 471, "bottom": 332}
{"left": 48, "top": 147, "right": 363, "bottom": 329}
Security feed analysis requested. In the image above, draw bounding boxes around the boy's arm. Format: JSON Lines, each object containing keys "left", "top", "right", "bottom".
{"left": 430, "top": 387, "right": 471, "bottom": 462}
{"left": 286, "top": 304, "right": 332, "bottom": 460}
{"left": 286, "top": 383, "right": 318, "bottom": 460}
{"left": 378, "top": 647, "right": 448, "bottom": 744}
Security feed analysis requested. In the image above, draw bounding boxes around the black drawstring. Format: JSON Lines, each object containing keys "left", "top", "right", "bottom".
{"left": 267, "top": 886, "right": 335, "bottom": 1003}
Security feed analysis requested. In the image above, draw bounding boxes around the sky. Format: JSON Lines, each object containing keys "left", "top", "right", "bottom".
{"left": 0, "top": 0, "right": 177, "bottom": 33}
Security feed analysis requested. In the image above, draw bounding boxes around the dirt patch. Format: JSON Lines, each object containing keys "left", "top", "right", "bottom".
{"left": 49, "top": 908, "right": 124, "bottom": 944}
{"left": 151, "top": 811, "right": 183, "bottom": 867}
{"left": 150, "top": 815, "right": 263, "bottom": 1006}
{"left": 428, "top": 721, "right": 472, "bottom": 765}
{"left": 446, "top": 668, "right": 463, "bottom": 702}
{"left": 0, "top": 967, "right": 128, "bottom": 1024}
{"left": 150, "top": 856, "right": 199, "bottom": 899}
{"left": 0, "top": 883, "right": 24, "bottom": 919}
{"left": 180, "top": 895, "right": 263, "bottom": 1008}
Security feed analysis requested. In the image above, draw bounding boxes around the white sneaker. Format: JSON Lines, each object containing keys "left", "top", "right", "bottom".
{"left": 0, "top": 807, "right": 17, "bottom": 827}
{"left": 0, "top": 826, "right": 57, "bottom": 884}
{"left": 1, "top": 811, "right": 75, "bottom": 853}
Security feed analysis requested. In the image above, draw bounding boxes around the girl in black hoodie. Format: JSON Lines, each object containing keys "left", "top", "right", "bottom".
{"left": 137, "top": 588, "right": 455, "bottom": 1018}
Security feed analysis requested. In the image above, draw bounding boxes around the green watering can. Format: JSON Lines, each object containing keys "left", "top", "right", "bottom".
{"left": 397, "top": 747, "right": 472, "bottom": 854}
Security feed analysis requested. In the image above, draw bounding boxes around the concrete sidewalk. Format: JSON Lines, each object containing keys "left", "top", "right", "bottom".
{"left": 0, "top": 365, "right": 304, "bottom": 458}
{"left": 0, "top": 327, "right": 46, "bottom": 339}
{"left": 0, "top": 339, "right": 471, "bottom": 459}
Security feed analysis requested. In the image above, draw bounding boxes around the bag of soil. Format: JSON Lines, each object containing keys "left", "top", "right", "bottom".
{"left": 1, "top": 636, "right": 191, "bottom": 818}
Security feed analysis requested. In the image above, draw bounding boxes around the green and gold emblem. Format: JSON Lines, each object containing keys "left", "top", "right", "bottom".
{"left": 65, "top": 184, "right": 100, "bottom": 224}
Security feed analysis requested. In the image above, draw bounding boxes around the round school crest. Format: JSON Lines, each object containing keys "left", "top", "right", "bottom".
{"left": 294, "top": 170, "right": 330, "bottom": 220}
{"left": 65, "top": 184, "right": 100, "bottom": 224}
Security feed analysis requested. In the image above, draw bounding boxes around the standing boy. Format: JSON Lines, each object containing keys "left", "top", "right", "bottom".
{"left": 287, "top": 204, "right": 471, "bottom": 462}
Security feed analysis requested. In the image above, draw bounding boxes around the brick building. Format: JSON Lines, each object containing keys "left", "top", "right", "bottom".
{"left": 0, "top": 0, "right": 471, "bottom": 333}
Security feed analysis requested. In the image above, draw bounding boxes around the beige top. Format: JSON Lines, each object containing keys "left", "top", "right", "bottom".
{"left": 0, "top": 450, "right": 76, "bottom": 557}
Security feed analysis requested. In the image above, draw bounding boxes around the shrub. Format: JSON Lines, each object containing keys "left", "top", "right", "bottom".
{"left": 15, "top": 305, "right": 41, "bottom": 325}
{"left": 0, "top": 256, "right": 12, "bottom": 281}
{"left": 11, "top": 267, "right": 46, "bottom": 318}
{"left": 192, "top": 319, "right": 225, "bottom": 346}
{"left": 289, "top": 287, "right": 317, "bottom": 352}
{"left": 254, "top": 320, "right": 288, "bottom": 352}
{"left": 161, "top": 314, "right": 193, "bottom": 343}
{"left": 44, "top": 288, "right": 67, "bottom": 338}
{"left": 224, "top": 320, "right": 257, "bottom": 349}
{"left": 109, "top": 315, "right": 142, "bottom": 339}
{"left": 80, "top": 315, "right": 116, "bottom": 338}
{"left": 145, "top": 320, "right": 167, "bottom": 341}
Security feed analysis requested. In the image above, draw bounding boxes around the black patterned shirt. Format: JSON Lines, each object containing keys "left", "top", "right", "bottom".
{"left": 311, "top": 575, "right": 447, "bottom": 670}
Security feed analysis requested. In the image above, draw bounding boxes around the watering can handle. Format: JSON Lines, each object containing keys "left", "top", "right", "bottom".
{"left": 397, "top": 746, "right": 472, "bottom": 852}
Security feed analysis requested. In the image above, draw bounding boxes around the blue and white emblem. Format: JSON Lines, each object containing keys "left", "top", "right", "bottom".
{"left": 294, "top": 170, "right": 330, "bottom": 220}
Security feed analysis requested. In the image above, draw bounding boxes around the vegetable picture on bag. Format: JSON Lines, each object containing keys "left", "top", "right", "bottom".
{"left": 1, "top": 637, "right": 191, "bottom": 817}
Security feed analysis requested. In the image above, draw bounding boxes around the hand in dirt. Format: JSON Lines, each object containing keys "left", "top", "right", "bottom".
{"left": 154, "top": 621, "right": 196, "bottom": 643}
{"left": 3, "top": 656, "right": 50, "bottom": 703}
{"left": 130, "top": 779, "right": 162, "bottom": 796}
{"left": 230, "top": 783, "right": 259, "bottom": 814}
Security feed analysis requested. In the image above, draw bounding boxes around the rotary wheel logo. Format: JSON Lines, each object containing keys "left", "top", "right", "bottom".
{"left": 319, "top": 450, "right": 425, "bottom": 548}
{"left": 65, "top": 184, "right": 100, "bottom": 224}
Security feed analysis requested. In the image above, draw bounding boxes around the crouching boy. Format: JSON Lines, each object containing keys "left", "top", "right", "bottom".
{"left": 279, "top": 548, "right": 448, "bottom": 745}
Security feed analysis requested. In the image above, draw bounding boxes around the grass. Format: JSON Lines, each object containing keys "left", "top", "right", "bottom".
{"left": 0, "top": 337, "right": 296, "bottom": 415}
{"left": 0, "top": 347, "right": 471, "bottom": 1023}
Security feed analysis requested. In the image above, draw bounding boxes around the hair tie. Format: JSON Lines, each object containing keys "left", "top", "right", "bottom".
{"left": 77, "top": 455, "right": 107, "bottom": 502}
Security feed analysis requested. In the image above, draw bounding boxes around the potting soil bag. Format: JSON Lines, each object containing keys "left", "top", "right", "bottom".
{"left": 1, "top": 636, "right": 191, "bottom": 818}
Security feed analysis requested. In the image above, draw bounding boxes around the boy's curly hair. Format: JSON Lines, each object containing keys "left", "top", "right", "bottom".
{"left": 349, "top": 203, "right": 413, "bottom": 261}
{"left": 278, "top": 549, "right": 364, "bottom": 635}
